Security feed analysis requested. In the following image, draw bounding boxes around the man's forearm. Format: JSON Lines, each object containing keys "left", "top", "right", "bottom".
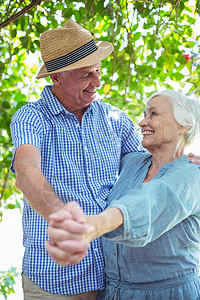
{"left": 15, "top": 163, "right": 65, "bottom": 221}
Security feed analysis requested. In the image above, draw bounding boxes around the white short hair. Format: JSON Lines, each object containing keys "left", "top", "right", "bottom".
{"left": 60, "top": 70, "right": 73, "bottom": 77}
{"left": 149, "top": 90, "right": 200, "bottom": 152}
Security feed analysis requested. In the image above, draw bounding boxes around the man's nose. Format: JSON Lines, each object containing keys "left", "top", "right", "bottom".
{"left": 91, "top": 72, "right": 101, "bottom": 87}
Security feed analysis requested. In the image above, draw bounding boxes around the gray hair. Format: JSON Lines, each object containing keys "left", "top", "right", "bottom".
{"left": 149, "top": 90, "right": 200, "bottom": 155}
{"left": 50, "top": 70, "right": 73, "bottom": 81}
{"left": 60, "top": 70, "right": 73, "bottom": 77}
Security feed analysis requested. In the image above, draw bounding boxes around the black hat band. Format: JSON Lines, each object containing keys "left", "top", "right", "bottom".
{"left": 44, "top": 39, "right": 98, "bottom": 72}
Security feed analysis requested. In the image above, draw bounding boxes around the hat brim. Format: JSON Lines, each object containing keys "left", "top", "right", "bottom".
{"left": 36, "top": 41, "right": 114, "bottom": 79}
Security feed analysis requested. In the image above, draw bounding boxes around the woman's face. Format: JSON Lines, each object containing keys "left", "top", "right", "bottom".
{"left": 139, "top": 96, "right": 181, "bottom": 152}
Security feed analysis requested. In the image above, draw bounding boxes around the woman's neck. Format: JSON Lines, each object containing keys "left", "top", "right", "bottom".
{"left": 143, "top": 147, "right": 182, "bottom": 183}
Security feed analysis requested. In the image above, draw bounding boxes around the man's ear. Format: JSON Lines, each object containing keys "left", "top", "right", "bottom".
{"left": 50, "top": 73, "right": 61, "bottom": 86}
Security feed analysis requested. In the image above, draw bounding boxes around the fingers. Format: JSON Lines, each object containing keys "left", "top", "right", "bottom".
{"left": 46, "top": 224, "right": 91, "bottom": 266}
{"left": 66, "top": 201, "right": 86, "bottom": 223}
{"left": 49, "top": 201, "right": 86, "bottom": 224}
{"left": 47, "top": 223, "right": 89, "bottom": 243}
{"left": 49, "top": 209, "right": 73, "bottom": 223}
{"left": 46, "top": 201, "right": 92, "bottom": 266}
{"left": 186, "top": 153, "right": 200, "bottom": 164}
{"left": 46, "top": 241, "right": 89, "bottom": 266}
{"left": 188, "top": 152, "right": 195, "bottom": 157}
{"left": 190, "top": 158, "right": 200, "bottom": 164}
{"left": 56, "top": 239, "right": 90, "bottom": 252}
{"left": 49, "top": 218, "right": 89, "bottom": 233}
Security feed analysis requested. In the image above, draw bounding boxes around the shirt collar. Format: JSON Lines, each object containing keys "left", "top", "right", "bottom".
{"left": 41, "top": 85, "right": 66, "bottom": 115}
{"left": 41, "top": 85, "right": 97, "bottom": 116}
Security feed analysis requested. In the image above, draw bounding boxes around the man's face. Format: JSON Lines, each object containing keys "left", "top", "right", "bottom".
{"left": 54, "top": 63, "right": 102, "bottom": 111}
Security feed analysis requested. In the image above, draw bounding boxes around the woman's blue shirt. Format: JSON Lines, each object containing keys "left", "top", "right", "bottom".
{"left": 99, "top": 152, "right": 200, "bottom": 299}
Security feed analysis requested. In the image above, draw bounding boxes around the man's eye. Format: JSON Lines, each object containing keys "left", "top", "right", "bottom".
{"left": 83, "top": 73, "right": 89, "bottom": 78}
{"left": 151, "top": 111, "right": 157, "bottom": 116}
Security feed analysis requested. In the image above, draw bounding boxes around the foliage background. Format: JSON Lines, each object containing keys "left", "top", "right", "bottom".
{"left": 0, "top": 0, "right": 200, "bottom": 298}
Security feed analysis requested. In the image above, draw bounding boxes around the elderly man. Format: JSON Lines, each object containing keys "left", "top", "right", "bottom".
{"left": 10, "top": 20, "right": 144, "bottom": 299}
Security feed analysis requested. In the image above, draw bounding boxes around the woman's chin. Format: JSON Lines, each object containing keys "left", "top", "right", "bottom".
{"left": 142, "top": 141, "right": 153, "bottom": 153}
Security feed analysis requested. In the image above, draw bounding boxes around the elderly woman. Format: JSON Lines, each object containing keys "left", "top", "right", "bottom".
{"left": 47, "top": 90, "right": 200, "bottom": 300}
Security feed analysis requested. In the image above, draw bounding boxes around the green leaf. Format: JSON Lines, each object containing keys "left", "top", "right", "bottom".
{"left": 187, "top": 41, "right": 196, "bottom": 48}
{"left": 133, "top": 32, "right": 141, "bottom": 42}
{"left": 132, "top": 23, "right": 139, "bottom": 32}
{"left": 171, "top": 72, "right": 185, "bottom": 81}
{"left": 35, "top": 23, "right": 46, "bottom": 33}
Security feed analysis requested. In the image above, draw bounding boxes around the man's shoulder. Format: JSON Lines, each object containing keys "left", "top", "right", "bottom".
{"left": 12, "top": 85, "right": 54, "bottom": 119}
{"left": 11, "top": 98, "right": 48, "bottom": 125}
{"left": 93, "top": 100, "right": 130, "bottom": 120}
{"left": 93, "top": 100, "right": 123, "bottom": 112}
{"left": 12, "top": 99, "right": 41, "bottom": 114}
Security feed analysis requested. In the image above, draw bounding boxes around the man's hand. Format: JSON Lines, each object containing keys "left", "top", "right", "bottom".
{"left": 187, "top": 153, "right": 200, "bottom": 164}
{"left": 46, "top": 201, "right": 94, "bottom": 266}
{"left": 46, "top": 202, "right": 124, "bottom": 266}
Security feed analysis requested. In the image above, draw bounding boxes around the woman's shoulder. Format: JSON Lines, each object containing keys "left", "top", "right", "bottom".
{"left": 170, "top": 155, "right": 200, "bottom": 172}
{"left": 160, "top": 155, "right": 200, "bottom": 187}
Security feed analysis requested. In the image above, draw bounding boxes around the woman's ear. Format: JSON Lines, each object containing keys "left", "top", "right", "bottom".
{"left": 179, "top": 125, "right": 191, "bottom": 135}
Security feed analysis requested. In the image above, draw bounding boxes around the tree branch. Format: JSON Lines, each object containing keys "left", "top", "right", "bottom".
{"left": 0, "top": 0, "right": 42, "bottom": 30}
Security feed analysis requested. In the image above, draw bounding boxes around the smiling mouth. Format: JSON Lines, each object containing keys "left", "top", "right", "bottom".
{"left": 142, "top": 130, "right": 154, "bottom": 136}
{"left": 143, "top": 131, "right": 154, "bottom": 135}
{"left": 84, "top": 89, "right": 96, "bottom": 93}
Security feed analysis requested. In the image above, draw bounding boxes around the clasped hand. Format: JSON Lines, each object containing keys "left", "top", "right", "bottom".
{"left": 46, "top": 201, "right": 94, "bottom": 266}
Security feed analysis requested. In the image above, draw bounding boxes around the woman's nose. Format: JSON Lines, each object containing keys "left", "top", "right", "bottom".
{"left": 139, "top": 117, "right": 148, "bottom": 128}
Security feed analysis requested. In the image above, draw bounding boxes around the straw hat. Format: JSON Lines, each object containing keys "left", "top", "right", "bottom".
{"left": 36, "top": 19, "right": 114, "bottom": 79}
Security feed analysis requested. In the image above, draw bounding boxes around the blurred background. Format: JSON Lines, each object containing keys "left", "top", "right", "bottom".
{"left": 0, "top": 0, "right": 200, "bottom": 298}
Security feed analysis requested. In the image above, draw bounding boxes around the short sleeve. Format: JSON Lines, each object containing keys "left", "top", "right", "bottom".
{"left": 10, "top": 106, "right": 44, "bottom": 173}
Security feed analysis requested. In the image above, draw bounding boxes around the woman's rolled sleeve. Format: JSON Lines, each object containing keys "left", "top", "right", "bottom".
{"left": 104, "top": 164, "right": 200, "bottom": 247}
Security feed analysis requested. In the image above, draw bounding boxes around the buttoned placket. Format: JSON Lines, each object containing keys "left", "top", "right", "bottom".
{"left": 80, "top": 109, "right": 94, "bottom": 181}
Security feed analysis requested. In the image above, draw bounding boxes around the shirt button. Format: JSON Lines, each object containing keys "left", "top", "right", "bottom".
{"left": 88, "top": 173, "right": 92, "bottom": 178}
{"left": 126, "top": 232, "right": 129, "bottom": 236}
{"left": 114, "top": 252, "right": 116, "bottom": 256}
{"left": 84, "top": 146, "right": 88, "bottom": 151}
{"left": 94, "top": 248, "right": 98, "bottom": 252}
{"left": 75, "top": 123, "right": 79, "bottom": 128}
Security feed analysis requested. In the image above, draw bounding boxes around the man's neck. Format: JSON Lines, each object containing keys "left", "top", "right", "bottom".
{"left": 51, "top": 85, "right": 89, "bottom": 123}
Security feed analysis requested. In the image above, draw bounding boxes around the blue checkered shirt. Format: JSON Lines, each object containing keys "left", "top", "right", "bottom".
{"left": 10, "top": 85, "right": 144, "bottom": 295}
